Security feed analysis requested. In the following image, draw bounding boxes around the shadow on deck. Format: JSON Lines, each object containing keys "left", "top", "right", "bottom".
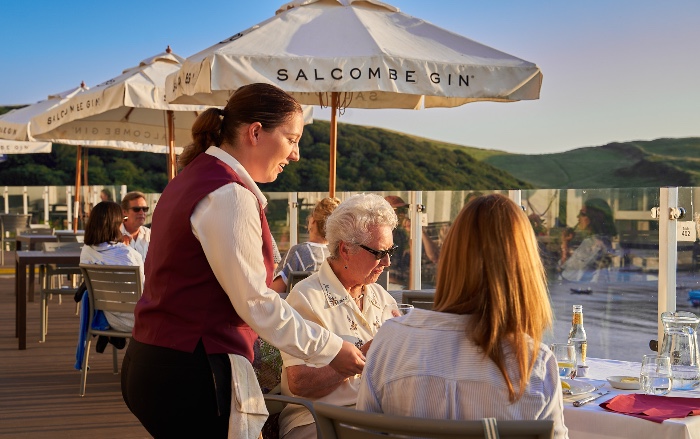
{"left": 0, "top": 261, "right": 149, "bottom": 438}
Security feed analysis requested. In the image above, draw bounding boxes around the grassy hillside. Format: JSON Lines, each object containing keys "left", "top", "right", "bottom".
{"left": 483, "top": 138, "right": 700, "bottom": 189}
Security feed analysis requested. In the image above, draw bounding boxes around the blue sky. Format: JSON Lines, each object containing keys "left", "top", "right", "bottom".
{"left": 1, "top": 0, "right": 698, "bottom": 154}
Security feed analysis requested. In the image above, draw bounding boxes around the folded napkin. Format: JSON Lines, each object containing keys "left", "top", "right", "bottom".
{"left": 600, "top": 394, "right": 700, "bottom": 423}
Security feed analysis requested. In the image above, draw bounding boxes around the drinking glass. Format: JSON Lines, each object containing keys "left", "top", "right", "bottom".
{"left": 551, "top": 343, "right": 577, "bottom": 379}
{"left": 384, "top": 303, "right": 414, "bottom": 318}
{"left": 640, "top": 354, "right": 673, "bottom": 396}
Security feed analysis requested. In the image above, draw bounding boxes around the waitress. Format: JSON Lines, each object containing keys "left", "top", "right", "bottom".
{"left": 121, "top": 83, "right": 365, "bottom": 438}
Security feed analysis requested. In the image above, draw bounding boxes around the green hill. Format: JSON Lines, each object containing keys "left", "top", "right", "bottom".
{"left": 0, "top": 116, "right": 529, "bottom": 192}
{"left": 483, "top": 138, "right": 700, "bottom": 189}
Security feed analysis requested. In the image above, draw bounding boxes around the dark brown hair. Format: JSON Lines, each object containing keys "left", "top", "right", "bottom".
{"left": 178, "top": 83, "right": 302, "bottom": 168}
{"left": 84, "top": 201, "right": 124, "bottom": 246}
{"left": 120, "top": 191, "right": 146, "bottom": 211}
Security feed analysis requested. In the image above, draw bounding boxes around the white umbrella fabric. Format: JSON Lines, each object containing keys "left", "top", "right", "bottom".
{"left": 30, "top": 48, "right": 206, "bottom": 180}
{"left": 0, "top": 140, "right": 52, "bottom": 154}
{"left": 165, "top": 0, "right": 543, "bottom": 195}
{"left": 0, "top": 83, "right": 185, "bottom": 230}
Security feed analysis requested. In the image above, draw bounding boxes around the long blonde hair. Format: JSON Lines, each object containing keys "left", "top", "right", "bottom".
{"left": 433, "top": 194, "right": 552, "bottom": 402}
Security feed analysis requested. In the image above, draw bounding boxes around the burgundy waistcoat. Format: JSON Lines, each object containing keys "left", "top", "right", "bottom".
{"left": 133, "top": 152, "right": 274, "bottom": 360}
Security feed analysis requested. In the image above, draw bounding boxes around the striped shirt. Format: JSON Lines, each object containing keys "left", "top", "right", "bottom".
{"left": 274, "top": 242, "right": 329, "bottom": 285}
{"left": 357, "top": 309, "right": 569, "bottom": 439}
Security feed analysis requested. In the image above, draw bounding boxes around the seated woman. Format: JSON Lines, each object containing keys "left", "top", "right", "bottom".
{"left": 81, "top": 201, "right": 144, "bottom": 331}
{"left": 270, "top": 197, "right": 340, "bottom": 294}
{"left": 278, "top": 193, "right": 399, "bottom": 439}
{"left": 357, "top": 194, "right": 568, "bottom": 439}
{"left": 560, "top": 198, "right": 617, "bottom": 283}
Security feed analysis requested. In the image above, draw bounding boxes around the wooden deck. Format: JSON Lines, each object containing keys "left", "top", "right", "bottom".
{"left": 0, "top": 250, "right": 150, "bottom": 438}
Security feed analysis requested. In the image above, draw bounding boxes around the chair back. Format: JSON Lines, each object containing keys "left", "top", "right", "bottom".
{"left": 1, "top": 213, "right": 31, "bottom": 236}
{"left": 57, "top": 234, "right": 84, "bottom": 243}
{"left": 42, "top": 241, "right": 83, "bottom": 252}
{"left": 79, "top": 264, "right": 142, "bottom": 315}
{"left": 16, "top": 227, "right": 53, "bottom": 235}
{"left": 287, "top": 270, "right": 313, "bottom": 294}
{"left": 401, "top": 289, "right": 435, "bottom": 310}
{"left": 312, "top": 402, "right": 554, "bottom": 439}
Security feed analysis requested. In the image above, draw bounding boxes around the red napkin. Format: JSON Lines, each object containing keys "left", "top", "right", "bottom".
{"left": 600, "top": 394, "right": 700, "bottom": 423}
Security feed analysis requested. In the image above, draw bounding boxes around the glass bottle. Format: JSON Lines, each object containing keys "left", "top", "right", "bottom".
{"left": 568, "top": 305, "right": 587, "bottom": 370}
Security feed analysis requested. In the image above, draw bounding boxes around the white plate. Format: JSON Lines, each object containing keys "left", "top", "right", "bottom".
{"left": 561, "top": 378, "right": 596, "bottom": 396}
{"left": 607, "top": 375, "right": 641, "bottom": 390}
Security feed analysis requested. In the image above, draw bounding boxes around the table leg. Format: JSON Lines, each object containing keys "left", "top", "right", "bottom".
{"left": 28, "top": 263, "right": 35, "bottom": 302}
{"left": 17, "top": 260, "right": 27, "bottom": 350}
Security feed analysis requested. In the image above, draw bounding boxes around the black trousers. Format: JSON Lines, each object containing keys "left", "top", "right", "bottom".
{"left": 121, "top": 339, "right": 232, "bottom": 438}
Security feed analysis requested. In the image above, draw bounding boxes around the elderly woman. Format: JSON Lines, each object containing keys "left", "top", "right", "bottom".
{"left": 279, "top": 193, "right": 399, "bottom": 439}
{"left": 357, "top": 194, "right": 568, "bottom": 439}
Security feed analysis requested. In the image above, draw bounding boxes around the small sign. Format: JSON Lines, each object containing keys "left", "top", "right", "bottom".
{"left": 677, "top": 221, "right": 697, "bottom": 242}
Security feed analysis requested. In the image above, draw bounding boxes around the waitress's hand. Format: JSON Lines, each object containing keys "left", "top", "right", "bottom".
{"left": 329, "top": 341, "right": 365, "bottom": 376}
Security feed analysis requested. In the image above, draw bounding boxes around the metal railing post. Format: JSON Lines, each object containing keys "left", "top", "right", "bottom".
{"left": 410, "top": 191, "right": 423, "bottom": 290}
{"left": 289, "top": 193, "right": 299, "bottom": 247}
{"left": 658, "top": 187, "right": 678, "bottom": 345}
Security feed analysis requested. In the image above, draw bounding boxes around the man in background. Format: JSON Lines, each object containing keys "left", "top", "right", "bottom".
{"left": 121, "top": 191, "right": 151, "bottom": 261}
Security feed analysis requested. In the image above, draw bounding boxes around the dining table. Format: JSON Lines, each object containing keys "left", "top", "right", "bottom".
{"left": 564, "top": 357, "right": 700, "bottom": 439}
{"left": 14, "top": 249, "right": 81, "bottom": 350}
{"left": 15, "top": 234, "right": 59, "bottom": 303}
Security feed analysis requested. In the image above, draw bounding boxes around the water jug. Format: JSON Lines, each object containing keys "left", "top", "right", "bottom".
{"left": 659, "top": 311, "right": 700, "bottom": 390}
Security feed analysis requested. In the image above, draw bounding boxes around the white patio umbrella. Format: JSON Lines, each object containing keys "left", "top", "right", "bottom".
{"left": 30, "top": 47, "right": 207, "bottom": 181}
{"left": 165, "top": 0, "right": 543, "bottom": 196}
{"left": 0, "top": 83, "right": 185, "bottom": 230}
{"left": 0, "top": 140, "right": 52, "bottom": 154}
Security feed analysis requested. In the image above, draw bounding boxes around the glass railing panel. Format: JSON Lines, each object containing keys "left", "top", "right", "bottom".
{"left": 676, "top": 186, "right": 700, "bottom": 310}
{"left": 524, "top": 187, "right": 661, "bottom": 362}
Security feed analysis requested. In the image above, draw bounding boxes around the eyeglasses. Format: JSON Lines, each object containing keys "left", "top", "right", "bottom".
{"left": 358, "top": 244, "right": 398, "bottom": 260}
{"left": 129, "top": 206, "right": 149, "bottom": 213}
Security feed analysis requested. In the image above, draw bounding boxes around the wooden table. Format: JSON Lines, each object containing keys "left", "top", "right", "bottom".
{"left": 14, "top": 234, "right": 59, "bottom": 302}
{"left": 14, "top": 250, "right": 81, "bottom": 350}
{"left": 564, "top": 357, "right": 700, "bottom": 439}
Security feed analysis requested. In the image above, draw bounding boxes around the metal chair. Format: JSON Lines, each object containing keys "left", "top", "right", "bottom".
{"left": 262, "top": 390, "right": 319, "bottom": 439}
{"left": 401, "top": 289, "right": 435, "bottom": 310}
{"left": 286, "top": 270, "right": 313, "bottom": 295}
{"left": 0, "top": 213, "right": 31, "bottom": 265}
{"left": 38, "top": 241, "right": 83, "bottom": 342}
{"left": 78, "top": 264, "right": 142, "bottom": 396}
{"left": 313, "top": 402, "right": 555, "bottom": 439}
{"left": 18, "top": 226, "right": 54, "bottom": 235}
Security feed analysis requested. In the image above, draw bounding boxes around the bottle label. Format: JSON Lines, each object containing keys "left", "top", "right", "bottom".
{"left": 572, "top": 313, "right": 583, "bottom": 325}
{"left": 580, "top": 341, "right": 587, "bottom": 363}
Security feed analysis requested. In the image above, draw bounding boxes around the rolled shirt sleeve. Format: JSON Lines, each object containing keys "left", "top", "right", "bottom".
{"left": 191, "top": 181, "right": 342, "bottom": 366}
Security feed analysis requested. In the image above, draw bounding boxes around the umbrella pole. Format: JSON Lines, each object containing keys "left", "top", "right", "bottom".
{"left": 329, "top": 92, "right": 339, "bottom": 198}
{"left": 167, "top": 110, "right": 176, "bottom": 181}
{"left": 73, "top": 145, "right": 82, "bottom": 233}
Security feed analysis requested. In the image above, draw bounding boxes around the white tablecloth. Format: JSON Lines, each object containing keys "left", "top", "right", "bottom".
{"left": 564, "top": 357, "right": 700, "bottom": 439}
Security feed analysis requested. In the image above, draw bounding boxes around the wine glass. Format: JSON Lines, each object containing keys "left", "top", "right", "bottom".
{"left": 640, "top": 354, "right": 673, "bottom": 395}
{"left": 551, "top": 343, "right": 577, "bottom": 379}
{"left": 384, "top": 303, "right": 414, "bottom": 318}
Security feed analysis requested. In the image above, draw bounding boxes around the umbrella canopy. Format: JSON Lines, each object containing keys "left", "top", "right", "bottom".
{"left": 30, "top": 47, "right": 209, "bottom": 179}
{"left": 165, "top": 0, "right": 542, "bottom": 196}
{"left": 0, "top": 140, "right": 52, "bottom": 154}
{"left": 0, "top": 83, "right": 181, "bottom": 154}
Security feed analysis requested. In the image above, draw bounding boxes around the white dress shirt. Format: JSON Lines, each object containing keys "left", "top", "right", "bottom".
{"left": 120, "top": 223, "right": 150, "bottom": 262}
{"left": 80, "top": 242, "right": 144, "bottom": 332}
{"left": 189, "top": 147, "right": 342, "bottom": 367}
{"left": 356, "top": 308, "right": 569, "bottom": 439}
{"left": 279, "top": 260, "right": 398, "bottom": 437}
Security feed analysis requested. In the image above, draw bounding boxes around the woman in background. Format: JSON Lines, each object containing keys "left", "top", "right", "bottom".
{"left": 270, "top": 197, "right": 340, "bottom": 294}
{"left": 80, "top": 201, "right": 144, "bottom": 331}
{"left": 357, "top": 194, "right": 568, "bottom": 439}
